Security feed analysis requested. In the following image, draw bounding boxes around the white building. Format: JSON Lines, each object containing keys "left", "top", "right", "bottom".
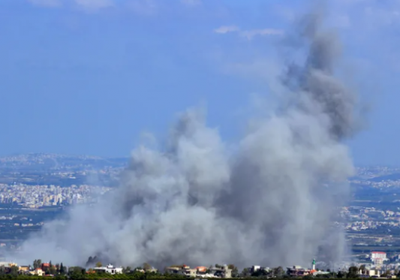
{"left": 93, "top": 264, "right": 123, "bottom": 275}
{"left": 371, "top": 251, "right": 388, "bottom": 264}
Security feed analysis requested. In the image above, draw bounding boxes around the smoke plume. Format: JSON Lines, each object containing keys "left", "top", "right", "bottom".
{"left": 13, "top": 10, "right": 359, "bottom": 269}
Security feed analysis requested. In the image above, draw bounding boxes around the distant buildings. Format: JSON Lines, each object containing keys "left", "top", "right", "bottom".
{"left": 371, "top": 251, "right": 388, "bottom": 265}
{"left": 165, "top": 264, "right": 232, "bottom": 278}
{"left": 286, "top": 259, "right": 330, "bottom": 277}
{"left": 0, "top": 183, "right": 112, "bottom": 208}
{"left": 30, "top": 268, "right": 44, "bottom": 276}
{"left": 93, "top": 264, "right": 122, "bottom": 275}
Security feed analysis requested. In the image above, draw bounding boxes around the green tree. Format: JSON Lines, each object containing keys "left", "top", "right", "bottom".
{"left": 46, "top": 261, "right": 56, "bottom": 275}
{"left": 95, "top": 262, "right": 102, "bottom": 268}
{"left": 227, "top": 264, "right": 238, "bottom": 277}
{"left": 50, "top": 265, "right": 57, "bottom": 275}
{"left": 241, "top": 267, "right": 249, "bottom": 277}
{"left": 9, "top": 266, "right": 18, "bottom": 276}
{"left": 326, "top": 272, "right": 338, "bottom": 278}
{"left": 143, "top": 263, "right": 152, "bottom": 271}
{"left": 33, "top": 259, "right": 42, "bottom": 269}
{"left": 273, "top": 266, "right": 285, "bottom": 277}
{"left": 59, "top": 263, "right": 65, "bottom": 275}
{"left": 252, "top": 269, "right": 268, "bottom": 277}
{"left": 123, "top": 266, "right": 132, "bottom": 274}
{"left": 359, "top": 264, "right": 366, "bottom": 275}
{"left": 69, "top": 266, "right": 86, "bottom": 280}
{"left": 348, "top": 266, "right": 359, "bottom": 278}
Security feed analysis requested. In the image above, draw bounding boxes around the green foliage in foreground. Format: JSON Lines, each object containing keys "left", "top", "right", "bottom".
{"left": 0, "top": 276, "right": 189, "bottom": 280}
{"left": 0, "top": 276, "right": 375, "bottom": 280}
{"left": 0, "top": 275, "right": 184, "bottom": 280}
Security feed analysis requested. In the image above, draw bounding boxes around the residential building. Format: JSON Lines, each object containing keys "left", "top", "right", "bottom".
{"left": 29, "top": 268, "right": 44, "bottom": 276}
{"left": 93, "top": 264, "right": 122, "bottom": 275}
{"left": 371, "top": 251, "right": 388, "bottom": 265}
{"left": 18, "top": 265, "right": 30, "bottom": 272}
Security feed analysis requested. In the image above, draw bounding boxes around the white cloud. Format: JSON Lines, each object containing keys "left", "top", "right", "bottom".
{"left": 27, "top": 0, "right": 62, "bottom": 7}
{"left": 214, "top": 25, "right": 283, "bottom": 40}
{"left": 74, "top": 0, "right": 114, "bottom": 10}
{"left": 214, "top": 25, "right": 240, "bottom": 34}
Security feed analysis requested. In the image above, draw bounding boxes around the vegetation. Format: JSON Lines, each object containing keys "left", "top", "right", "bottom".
{"left": 0, "top": 276, "right": 381, "bottom": 280}
{"left": 142, "top": 263, "right": 152, "bottom": 271}
{"left": 32, "top": 260, "right": 41, "bottom": 270}
{"left": 0, "top": 263, "right": 394, "bottom": 279}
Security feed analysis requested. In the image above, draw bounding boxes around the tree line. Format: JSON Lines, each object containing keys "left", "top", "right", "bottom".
{"left": 1, "top": 259, "right": 395, "bottom": 279}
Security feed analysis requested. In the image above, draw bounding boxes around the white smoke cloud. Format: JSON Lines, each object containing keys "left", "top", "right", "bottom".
{"left": 13, "top": 10, "right": 360, "bottom": 270}
{"left": 214, "top": 26, "right": 240, "bottom": 34}
{"left": 214, "top": 25, "right": 283, "bottom": 40}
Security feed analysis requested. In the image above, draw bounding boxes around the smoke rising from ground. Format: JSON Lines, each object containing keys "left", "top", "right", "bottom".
{"left": 14, "top": 10, "right": 359, "bottom": 269}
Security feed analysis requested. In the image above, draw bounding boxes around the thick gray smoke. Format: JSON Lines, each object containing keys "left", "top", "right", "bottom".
{"left": 13, "top": 11, "right": 358, "bottom": 269}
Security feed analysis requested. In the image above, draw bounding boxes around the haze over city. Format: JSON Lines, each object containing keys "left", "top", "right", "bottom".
{"left": 1, "top": 0, "right": 400, "bottom": 279}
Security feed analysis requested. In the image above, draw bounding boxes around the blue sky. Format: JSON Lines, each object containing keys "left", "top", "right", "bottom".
{"left": 0, "top": 0, "right": 399, "bottom": 165}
